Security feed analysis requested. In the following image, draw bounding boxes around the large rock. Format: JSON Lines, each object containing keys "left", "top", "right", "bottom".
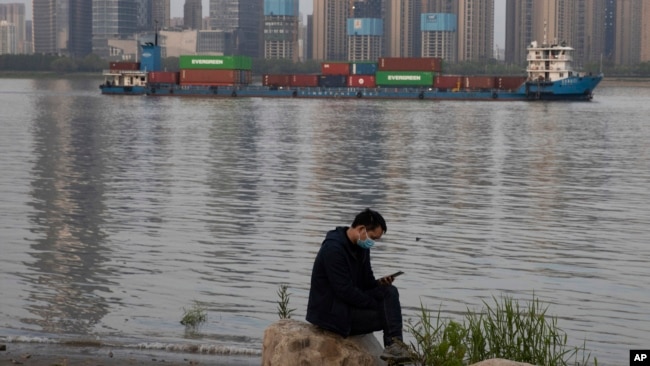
{"left": 469, "top": 359, "right": 536, "bottom": 366}
{"left": 262, "top": 319, "right": 386, "bottom": 366}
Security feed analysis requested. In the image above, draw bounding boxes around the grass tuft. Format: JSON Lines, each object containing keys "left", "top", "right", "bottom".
{"left": 277, "top": 284, "right": 296, "bottom": 319}
{"left": 180, "top": 300, "right": 207, "bottom": 330}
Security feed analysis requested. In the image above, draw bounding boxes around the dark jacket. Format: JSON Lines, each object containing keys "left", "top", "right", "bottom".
{"left": 306, "top": 226, "right": 380, "bottom": 337}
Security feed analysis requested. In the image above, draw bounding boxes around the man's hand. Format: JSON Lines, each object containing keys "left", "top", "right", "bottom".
{"left": 378, "top": 275, "right": 395, "bottom": 286}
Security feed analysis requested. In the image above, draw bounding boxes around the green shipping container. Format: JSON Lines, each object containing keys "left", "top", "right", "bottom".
{"left": 179, "top": 55, "right": 252, "bottom": 70}
{"left": 375, "top": 71, "right": 434, "bottom": 87}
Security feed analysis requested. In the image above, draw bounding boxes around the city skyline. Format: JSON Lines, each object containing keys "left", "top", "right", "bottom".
{"left": 0, "top": 0, "right": 506, "bottom": 47}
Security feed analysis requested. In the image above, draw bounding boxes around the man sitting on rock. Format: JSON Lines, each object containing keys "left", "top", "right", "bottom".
{"left": 306, "top": 208, "right": 411, "bottom": 363}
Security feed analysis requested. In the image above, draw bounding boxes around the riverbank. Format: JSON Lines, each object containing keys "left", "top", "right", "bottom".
{"left": 599, "top": 77, "right": 650, "bottom": 87}
{"left": 0, "top": 71, "right": 100, "bottom": 79}
{"left": 0, "top": 342, "right": 260, "bottom": 366}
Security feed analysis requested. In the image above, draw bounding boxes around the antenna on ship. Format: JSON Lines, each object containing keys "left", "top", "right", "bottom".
{"left": 543, "top": 21, "right": 547, "bottom": 46}
{"left": 155, "top": 20, "right": 159, "bottom": 46}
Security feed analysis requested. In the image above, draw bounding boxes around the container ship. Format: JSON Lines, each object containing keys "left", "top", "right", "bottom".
{"left": 100, "top": 40, "right": 602, "bottom": 101}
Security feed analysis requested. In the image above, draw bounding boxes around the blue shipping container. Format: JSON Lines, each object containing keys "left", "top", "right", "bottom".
{"left": 347, "top": 18, "right": 383, "bottom": 36}
{"left": 264, "top": 0, "right": 298, "bottom": 16}
{"left": 318, "top": 75, "right": 347, "bottom": 87}
{"left": 351, "top": 63, "right": 378, "bottom": 75}
{"left": 421, "top": 13, "right": 457, "bottom": 32}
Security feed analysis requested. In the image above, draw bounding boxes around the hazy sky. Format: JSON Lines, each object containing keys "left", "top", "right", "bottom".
{"left": 1, "top": 0, "right": 505, "bottom": 47}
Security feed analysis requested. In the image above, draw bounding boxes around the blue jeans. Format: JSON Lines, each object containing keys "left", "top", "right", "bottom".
{"left": 348, "top": 285, "right": 403, "bottom": 347}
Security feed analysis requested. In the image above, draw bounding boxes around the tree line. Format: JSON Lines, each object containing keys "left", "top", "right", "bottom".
{"left": 2, "top": 53, "right": 650, "bottom": 77}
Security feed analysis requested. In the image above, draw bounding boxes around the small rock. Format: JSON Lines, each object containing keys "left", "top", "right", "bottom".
{"left": 0, "top": 344, "right": 6, "bottom": 351}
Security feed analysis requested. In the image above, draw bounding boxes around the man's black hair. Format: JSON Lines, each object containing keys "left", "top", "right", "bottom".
{"left": 351, "top": 208, "right": 387, "bottom": 233}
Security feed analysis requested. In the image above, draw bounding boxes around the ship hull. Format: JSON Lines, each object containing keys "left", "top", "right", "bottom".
{"left": 99, "top": 85, "right": 147, "bottom": 95}
{"left": 134, "top": 74, "right": 601, "bottom": 101}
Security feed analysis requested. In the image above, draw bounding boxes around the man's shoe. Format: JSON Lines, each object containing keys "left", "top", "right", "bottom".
{"left": 380, "top": 342, "right": 412, "bottom": 363}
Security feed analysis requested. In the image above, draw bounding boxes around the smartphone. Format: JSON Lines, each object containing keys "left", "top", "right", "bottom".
{"left": 389, "top": 271, "right": 404, "bottom": 278}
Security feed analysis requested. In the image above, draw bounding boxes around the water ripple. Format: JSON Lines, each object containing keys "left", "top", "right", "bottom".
{"left": 1, "top": 80, "right": 649, "bottom": 364}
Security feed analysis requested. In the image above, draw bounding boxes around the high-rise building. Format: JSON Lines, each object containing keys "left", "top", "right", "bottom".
{"left": 0, "top": 20, "right": 17, "bottom": 54}
{"left": 603, "top": 0, "right": 616, "bottom": 61}
{"left": 347, "top": 18, "right": 383, "bottom": 61}
{"left": 184, "top": 0, "right": 203, "bottom": 30}
{"left": 152, "top": 0, "right": 171, "bottom": 29}
{"left": 264, "top": 0, "right": 299, "bottom": 61}
{"left": 197, "top": 30, "right": 234, "bottom": 54}
{"left": 210, "top": 0, "right": 264, "bottom": 57}
{"left": 92, "top": 0, "right": 138, "bottom": 57}
{"left": 33, "top": 0, "right": 61, "bottom": 55}
{"left": 572, "top": 0, "right": 601, "bottom": 67}
{"left": 421, "top": 13, "right": 457, "bottom": 61}
{"left": 506, "top": 0, "right": 648, "bottom": 67}
{"left": 422, "top": 0, "right": 457, "bottom": 14}
{"left": 33, "top": 0, "right": 92, "bottom": 57}
{"left": 641, "top": 1, "right": 650, "bottom": 62}
{"left": 306, "top": 14, "right": 313, "bottom": 60}
{"left": 136, "top": 0, "right": 153, "bottom": 31}
{"left": 457, "top": 0, "right": 493, "bottom": 61}
{"left": 24, "top": 19, "right": 32, "bottom": 53}
{"left": 384, "top": 0, "right": 421, "bottom": 57}
{"left": 0, "top": 3, "right": 25, "bottom": 54}
{"left": 68, "top": 0, "right": 93, "bottom": 57}
{"left": 613, "top": 0, "right": 650, "bottom": 65}
{"left": 348, "top": 0, "right": 383, "bottom": 61}
{"left": 352, "top": 0, "right": 383, "bottom": 18}
{"left": 504, "top": 0, "right": 533, "bottom": 65}
{"left": 312, "top": 0, "right": 349, "bottom": 60}
{"left": 505, "top": 0, "right": 573, "bottom": 65}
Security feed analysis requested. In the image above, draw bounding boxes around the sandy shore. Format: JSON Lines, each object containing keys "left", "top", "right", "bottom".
{"left": 0, "top": 343, "right": 260, "bottom": 366}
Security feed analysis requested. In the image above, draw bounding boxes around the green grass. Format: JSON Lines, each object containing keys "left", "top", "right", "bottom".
{"left": 405, "top": 294, "right": 597, "bottom": 366}
{"left": 404, "top": 301, "right": 467, "bottom": 366}
{"left": 180, "top": 300, "right": 207, "bottom": 330}
{"left": 276, "top": 284, "right": 296, "bottom": 319}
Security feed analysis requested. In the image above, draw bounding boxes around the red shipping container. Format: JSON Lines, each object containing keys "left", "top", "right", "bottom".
{"left": 321, "top": 62, "right": 350, "bottom": 76}
{"left": 110, "top": 62, "right": 140, "bottom": 71}
{"left": 464, "top": 76, "right": 495, "bottom": 90}
{"left": 378, "top": 57, "right": 442, "bottom": 72}
{"left": 348, "top": 75, "right": 376, "bottom": 88}
{"left": 263, "top": 74, "right": 292, "bottom": 87}
{"left": 180, "top": 69, "right": 242, "bottom": 86}
{"left": 148, "top": 71, "right": 179, "bottom": 84}
{"left": 495, "top": 76, "right": 526, "bottom": 90}
{"left": 434, "top": 75, "right": 462, "bottom": 89}
{"left": 290, "top": 74, "right": 319, "bottom": 87}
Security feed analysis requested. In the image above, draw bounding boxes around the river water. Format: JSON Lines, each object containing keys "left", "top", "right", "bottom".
{"left": 1, "top": 78, "right": 648, "bottom": 365}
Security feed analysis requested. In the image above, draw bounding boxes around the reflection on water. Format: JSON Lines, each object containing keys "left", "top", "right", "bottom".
{"left": 23, "top": 79, "right": 113, "bottom": 334}
{"left": 0, "top": 79, "right": 649, "bottom": 364}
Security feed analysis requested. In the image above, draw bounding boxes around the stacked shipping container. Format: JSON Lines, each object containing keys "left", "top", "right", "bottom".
{"left": 178, "top": 55, "right": 252, "bottom": 86}
{"left": 375, "top": 57, "right": 442, "bottom": 87}
{"left": 166, "top": 55, "right": 525, "bottom": 91}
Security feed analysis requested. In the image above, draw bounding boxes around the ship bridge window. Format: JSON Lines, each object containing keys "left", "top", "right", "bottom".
{"left": 559, "top": 73, "right": 564, "bottom": 77}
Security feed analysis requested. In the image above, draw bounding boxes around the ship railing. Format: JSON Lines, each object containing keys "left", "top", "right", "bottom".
{"left": 527, "top": 56, "right": 572, "bottom": 62}
{"left": 102, "top": 69, "right": 148, "bottom": 75}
